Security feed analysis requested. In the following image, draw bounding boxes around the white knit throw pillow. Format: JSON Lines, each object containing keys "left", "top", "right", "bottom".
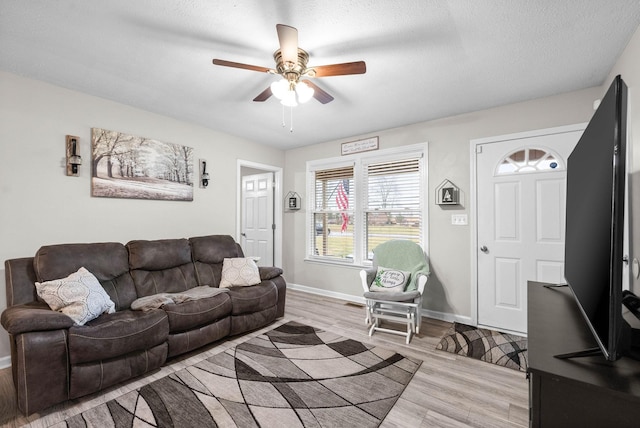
{"left": 35, "top": 267, "right": 116, "bottom": 325}
{"left": 220, "top": 258, "right": 261, "bottom": 288}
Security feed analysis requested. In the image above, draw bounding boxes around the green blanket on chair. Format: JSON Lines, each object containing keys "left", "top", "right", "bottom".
{"left": 373, "top": 240, "right": 430, "bottom": 291}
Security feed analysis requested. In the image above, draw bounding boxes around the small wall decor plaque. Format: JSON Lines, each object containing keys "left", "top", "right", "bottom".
{"left": 285, "top": 191, "right": 302, "bottom": 211}
{"left": 341, "top": 136, "right": 379, "bottom": 156}
{"left": 436, "top": 179, "right": 460, "bottom": 205}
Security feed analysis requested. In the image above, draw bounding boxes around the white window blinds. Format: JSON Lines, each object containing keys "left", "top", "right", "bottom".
{"left": 363, "top": 157, "right": 422, "bottom": 258}
{"left": 306, "top": 143, "right": 427, "bottom": 264}
{"left": 313, "top": 166, "right": 354, "bottom": 211}
{"left": 365, "top": 157, "right": 421, "bottom": 210}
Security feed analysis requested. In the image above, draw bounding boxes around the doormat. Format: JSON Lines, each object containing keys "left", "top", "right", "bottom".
{"left": 436, "top": 322, "right": 527, "bottom": 372}
{"left": 59, "top": 321, "right": 422, "bottom": 427}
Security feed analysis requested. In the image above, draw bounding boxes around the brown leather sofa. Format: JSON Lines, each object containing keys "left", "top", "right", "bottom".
{"left": 1, "top": 235, "right": 286, "bottom": 415}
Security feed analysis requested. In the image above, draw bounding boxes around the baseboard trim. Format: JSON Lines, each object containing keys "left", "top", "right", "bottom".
{"left": 287, "top": 283, "right": 366, "bottom": 305}
{"left": 422, "top": 309, "right": 473, "bottom": 326}
{"left": 0, "top": 355, "right": 11, "bottom": 370}
{"left": 287, "top": 283, "right": 472, "bottom": 325}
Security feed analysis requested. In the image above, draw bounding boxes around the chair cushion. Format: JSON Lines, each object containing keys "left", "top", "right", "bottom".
{"left": 68, "top": 309, "right": 169, "bottom": 364}
{"left": 227, "top": 282, "right": 277, "bottom": 315}
{"left": 364, "top": 290, "right": 421, "bottom": 302}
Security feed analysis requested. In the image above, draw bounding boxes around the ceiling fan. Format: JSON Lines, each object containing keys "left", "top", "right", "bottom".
{"left": 212, "top": 24, "right": 366, "bottom": 106}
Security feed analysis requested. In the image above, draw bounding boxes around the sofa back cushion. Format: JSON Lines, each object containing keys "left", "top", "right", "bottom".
{"left": 33, "top": 243, "right": 137, "bottom": 310}
{"left": 189, "top": 235, "right": 243, "bottom": 287}
{"left": 127, "top": 238, "right": 198, "bottom": 296}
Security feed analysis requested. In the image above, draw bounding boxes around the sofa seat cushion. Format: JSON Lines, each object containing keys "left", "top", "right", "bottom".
{"left": 68, "top": 309, "right": 169, "bottom": 365}
{"left": 163, "top": 292, "right": 232, "bottom": 333}
{"left": 226, "top": 282, "right": 277, "bottom": 316}
{"left": 130, "top": 286, "right": 228, "bottom": 311}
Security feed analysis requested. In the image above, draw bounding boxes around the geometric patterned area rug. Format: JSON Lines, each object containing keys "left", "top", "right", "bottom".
{"left": 436, "top": 322, "right": 528, "bottom": 372}
{"left": 57, "top": 321, "right": 422, "bottom": 427}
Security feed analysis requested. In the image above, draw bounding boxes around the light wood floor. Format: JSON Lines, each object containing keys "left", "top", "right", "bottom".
{"left": 0, "top": 289, "right": 529, "bottom": 427}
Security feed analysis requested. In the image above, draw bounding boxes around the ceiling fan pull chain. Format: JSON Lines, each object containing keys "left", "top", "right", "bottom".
{"left": 281, "top": 104, "right": 286, "bottom": 128}
{"left": 290, "top": 106, "right": 294, "bottom": 133}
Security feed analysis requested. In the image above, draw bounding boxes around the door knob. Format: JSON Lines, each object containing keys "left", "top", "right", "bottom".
{"left": 241, "top": 233, "right": 246, "bottom": 237}
{"left": 480, "top": 246, "right": 488, "bottom": 253}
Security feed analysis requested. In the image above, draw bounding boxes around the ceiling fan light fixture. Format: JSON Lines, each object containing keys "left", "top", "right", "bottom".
{"left": 270, "top": 78, "right": 289, "bottom": 100}
{"left": 280, "top": 89, "right": 298, "bottom": 107}
{"left": 212, "top": 24, "right": 366, "bottom": 108}
{"left": 295, "top": 81, "right": 314, "bottom": 103}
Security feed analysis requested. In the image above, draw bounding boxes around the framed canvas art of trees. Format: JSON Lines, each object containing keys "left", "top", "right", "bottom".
{"left": 91, "top": 128, "right": 194, "bottom": 201}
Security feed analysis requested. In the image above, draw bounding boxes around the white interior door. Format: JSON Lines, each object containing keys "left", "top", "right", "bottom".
{"left": 476, "top": 130, "right": 581, "bottom": 334}
{"left": 241, "top": 172, "right": 274, "bottom": 266}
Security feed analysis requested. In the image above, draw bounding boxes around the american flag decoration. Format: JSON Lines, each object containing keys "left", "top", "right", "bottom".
{"left": 336, "top": 180, "right": 349, "bottom": 232}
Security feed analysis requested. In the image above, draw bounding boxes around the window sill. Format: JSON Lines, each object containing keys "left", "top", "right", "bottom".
{"left": 304, "top": 257, "right": 372, "bottom": 270}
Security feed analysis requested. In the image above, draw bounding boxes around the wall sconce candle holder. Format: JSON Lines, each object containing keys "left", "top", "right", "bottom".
{"left": 200, "top": 159, "right": 210, "bottom": 188}
{"left": 66, "top": 135, "right": 82, "bottom": 176}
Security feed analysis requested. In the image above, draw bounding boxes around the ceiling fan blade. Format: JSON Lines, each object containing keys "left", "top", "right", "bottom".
{"left": 276, "top": 24, "right": 298, "bottom": 65}
{"left": 212, "top": 59, "right": 272, "bottom": 73}
{"left": 311, "top": 61, "right": 367, "bottom": 77}
{"left": 302, "top": 80, "right": 334, "bottom": 104}
{"left": 253, "top": 87, "right": 273, "bottom": 102}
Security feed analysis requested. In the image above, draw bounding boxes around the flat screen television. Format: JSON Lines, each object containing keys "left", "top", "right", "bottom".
{"left": 562, "top": 75, "right": 629, "bottom": 361}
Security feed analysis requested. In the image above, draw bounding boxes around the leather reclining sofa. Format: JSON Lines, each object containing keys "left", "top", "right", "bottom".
{"left": 0, "top": 234, "right": 286, "bottom": 415}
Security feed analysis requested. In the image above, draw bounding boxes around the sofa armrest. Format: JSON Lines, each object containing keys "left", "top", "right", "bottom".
{"left": 258, "top": 266, "right": 283, "bottom": 281}
{"left": 1, "top": 302, "right": 74, "bottom": 335}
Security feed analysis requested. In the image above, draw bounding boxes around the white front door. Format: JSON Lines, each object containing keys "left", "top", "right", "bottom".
{"left": 241, "top": 172, "right": 274, "bottom": 266}
{"left": 476, "top": 129, "right": 582, "bottom": 334}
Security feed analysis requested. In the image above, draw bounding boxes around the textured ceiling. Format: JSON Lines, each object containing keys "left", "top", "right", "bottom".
{"left": 1, "top": 1, "right": 639, "bottom": 150}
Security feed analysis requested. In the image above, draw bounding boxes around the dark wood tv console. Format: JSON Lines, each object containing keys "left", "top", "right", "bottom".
{"left": 528, "top": 281, "right": 640, "bottom": 427}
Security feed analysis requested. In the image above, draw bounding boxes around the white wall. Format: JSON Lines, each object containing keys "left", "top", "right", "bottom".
{"left": 283, "top": 86, "right": 603, "bottom": 322}
{"left": 0, "top": 71, "right": 285, "bottom": 362}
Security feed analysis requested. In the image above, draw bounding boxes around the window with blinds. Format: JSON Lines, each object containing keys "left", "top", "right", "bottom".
{"left": 364, "top": 157, "right": 422, "bottom": 258}
{"left": 311, "top": 166, "right": 354, "bottom": 259}
{"left": 306, "top": 143, "right": 427, "bottom": 265}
